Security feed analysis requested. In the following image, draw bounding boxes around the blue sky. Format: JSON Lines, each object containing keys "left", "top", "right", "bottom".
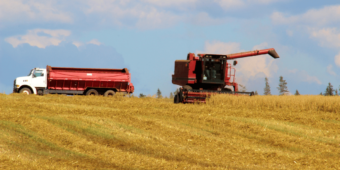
{"left": 1, "top": 0, "right": 340, "bottom": 96}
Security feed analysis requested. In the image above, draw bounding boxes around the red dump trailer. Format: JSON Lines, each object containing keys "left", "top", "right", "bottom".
{"left": 13, "top": 65, "right": 134, "bottom": 96}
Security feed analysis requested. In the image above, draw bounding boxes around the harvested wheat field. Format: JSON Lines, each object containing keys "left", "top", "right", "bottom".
{"left": 0, "top": 93, "right": 340, "bottom": 169}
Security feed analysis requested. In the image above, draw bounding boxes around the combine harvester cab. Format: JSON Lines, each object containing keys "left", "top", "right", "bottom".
{"left": 172, "top": 48, "right": 280, "bottom": 103}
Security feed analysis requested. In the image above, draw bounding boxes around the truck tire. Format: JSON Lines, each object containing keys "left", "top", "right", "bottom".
{"left": 19, "top": 88, "right": 32, "bottom": 95}
{"left": 37, "top": 89, "right": 44, "bottom": 95}
{"left": 86, "top": 89, "right": 98, "bottom": 96}
{"left": 104, "top": 90, "right": 115, "bottom": 97}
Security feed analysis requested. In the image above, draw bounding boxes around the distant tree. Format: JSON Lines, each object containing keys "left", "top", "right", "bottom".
{"left": 324, "top": 82, "right": 334, "bottom": 96}
{"left": 264, "top": 77, "right": 271, "bottom": 95}
{"left": 335, "top": 89, "right": 338, "bottom": 96}
{"left": 239, "top": 84, "right": 246, "bottom": 92}
{"left": 156, "top": 88, "right": 162, "bottom": 99}
{"left": 277, "top": 76, "right": 289, "bottom": 95}
{"left": 170, "top": 92, "right": 174, "bottom": 99}
{"left": 254, "top": 91, "right": 258, "bottom": 95}
{"left": 139, "top": 93, "right": 146, "bottom": 98}
{"left": 294, "top": 90, "right": 300, "bottom": 95}
{"left": 320, "top": 92, "right": 323, "bottom": 95}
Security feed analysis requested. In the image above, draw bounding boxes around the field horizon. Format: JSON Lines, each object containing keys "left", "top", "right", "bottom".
{"left": 0, "top": 93, "right": 339, "bottom": 169}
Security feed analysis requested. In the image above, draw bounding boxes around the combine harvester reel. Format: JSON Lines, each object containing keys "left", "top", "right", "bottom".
{"left": 172, "top": 48, "right": 280, "bottom": 103}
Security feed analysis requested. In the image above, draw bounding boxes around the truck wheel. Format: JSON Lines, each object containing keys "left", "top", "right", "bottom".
{"left": 19, "top": 88, "right": 32, "bottom": 95}
{"left": 86, "top": 89, "right": 98, "bottom": 96}
{"left": 37, "top": 89, "right": 44, "bottom": 95}
{"left": 104, "top": 90, "right": 115, "bottom": 97}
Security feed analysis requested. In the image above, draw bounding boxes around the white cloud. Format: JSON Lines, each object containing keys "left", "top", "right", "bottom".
{"left": 271, "top": 5, "right": 340, "bottom": 26}
{"left": 327, "top": 65, "right": 337, "bottom": 76}
{"left": 199, "top": 41, "right": 279, "bottom": 85}
{"left": 0, "top": 0, "right": 282, "bottom": 29}
{"left": 288, "top": 69, "right": 322, "bottom": 85}
{"left": 270, "top": 5, "right": 340, "bottom": 48}
{"left": 308, "top": 28, "right": 340, "bottom": 68}
{"left": 335, "top": 53, "right": 340, "bottom": 67}
{"left": 188, "top": 12, "right": 228, "bottom": 26}
{"left": 0, "top": 0, "right": 72, "bottom": 23}
{"left": 271, "top": 5, "right": 340, "bottom": 69}
{"left": 302, "top": 72, "right": 322, "bottom": 85}
{"left": 309, "top": 28, "right": 340, "bottom": 48}
{"left": 5, "top": 29, "right": 71, "bottom": 48}
{"left": 286, "top": 30, "right": 293, "bottom": 37}
{"left": 72, "top": 39, "right": 102, "bottom": 48}
{"left": 87, "top": 39, "right": 102, "bottom": 46}
{"left": 252, "top": 42, "right": 269, "bottom": 50}
{"left": 83, "top": 0, "right": 182, "bottom": 29}
{"left": 200, "top": 41, "right": 241, "bottom": 54}
{"left": 214, "top": 0, "right": 245, "bottom": 10}
{"left": 214, "top": 0, "right": 278, "bottom": 10}
{"left": 135, "top": 9, "right": 181, "bottom": 29}
{"left": 288, "top": 69, "right": 298, "bottom": 73}
{"left": 72, "top": 41, "right": 83, "bottom": 48}
{"left": 249, "top": 0, "right": 279, "bottom": 4}
{"left": 142, "top": 0, "right": 197, "bottom": 8}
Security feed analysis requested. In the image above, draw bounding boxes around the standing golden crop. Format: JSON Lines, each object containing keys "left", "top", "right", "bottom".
{"left": 0, "top": 93, "right": 339, "bottom": 169}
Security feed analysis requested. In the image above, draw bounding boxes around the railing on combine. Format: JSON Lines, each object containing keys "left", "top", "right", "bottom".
{"left": 227, "top": 63, "right": 236, "bottom": 84}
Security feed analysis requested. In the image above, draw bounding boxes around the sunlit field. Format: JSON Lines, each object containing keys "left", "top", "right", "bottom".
{"left": 0, "top": 93, "right": 339, "bottom": 169}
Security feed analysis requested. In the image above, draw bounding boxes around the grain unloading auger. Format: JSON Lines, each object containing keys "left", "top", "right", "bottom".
{"left": 172, "top": 48, "right": 280, "bottom": 103}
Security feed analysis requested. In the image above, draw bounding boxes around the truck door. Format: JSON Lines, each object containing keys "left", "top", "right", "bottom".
{"left": 30, "top": 69, "right": 47, "bottom": 88}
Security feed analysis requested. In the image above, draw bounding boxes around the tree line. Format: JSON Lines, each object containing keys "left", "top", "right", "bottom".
{"left": 263, "top": 76, "right": 291, "bottom": 95}
{"left": 139, "top": 88, "right": 168, "bottom": 99}
{"left": 139, "top": 76, "right": 338, "bottom": 98}
{"left": 263, "top": 76, "right": 337, "bottom": 96}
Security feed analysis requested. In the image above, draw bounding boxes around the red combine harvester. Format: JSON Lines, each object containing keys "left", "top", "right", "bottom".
{"left": 172, "top": 48, "right": 280, "bottom": 103}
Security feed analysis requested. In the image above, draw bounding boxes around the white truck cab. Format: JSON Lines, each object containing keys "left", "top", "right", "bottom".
{"left": 13, "top": 68, "right": 47, "bottom": 95}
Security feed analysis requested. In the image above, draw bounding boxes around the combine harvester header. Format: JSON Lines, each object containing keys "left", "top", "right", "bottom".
{"left": 172, "top": 48, "right": 280, "bottom": 103}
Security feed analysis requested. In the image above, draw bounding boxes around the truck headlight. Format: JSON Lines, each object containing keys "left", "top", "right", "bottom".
{"left": 16, "top": 85, "right": 20, "bottom": 88}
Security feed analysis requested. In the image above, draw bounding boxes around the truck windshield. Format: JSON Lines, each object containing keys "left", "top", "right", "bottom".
{"left": 33, "top": 70, "right": 44, "bottom": 77}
